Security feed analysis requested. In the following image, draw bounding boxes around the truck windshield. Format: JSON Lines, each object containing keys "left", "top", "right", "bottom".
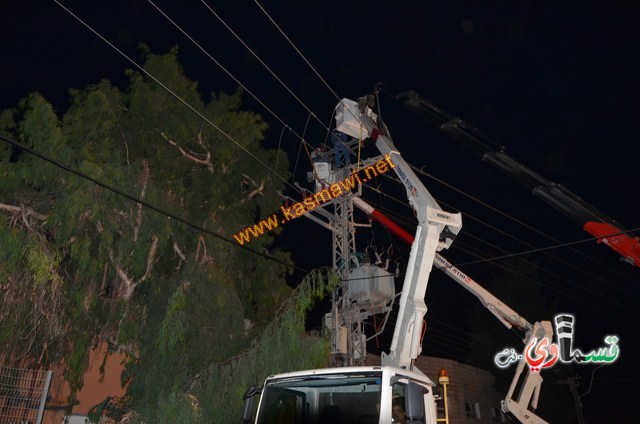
{"left": 256, "top": 371, "right": 382, "bottom": 424}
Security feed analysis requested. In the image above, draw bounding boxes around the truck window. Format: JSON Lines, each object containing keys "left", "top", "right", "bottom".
{"left": 392, "top": 382, "right": 407, "bottom": 424}
{"left": 256, "top": 372, "right": 382, "bottom": 424}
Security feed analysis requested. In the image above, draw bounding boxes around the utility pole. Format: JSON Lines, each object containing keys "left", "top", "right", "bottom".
{"left": 304, "top": 130, "right": 396, "bottom": 367}
{"left": 558, "top": 376, "right": 586, "bottom": 424}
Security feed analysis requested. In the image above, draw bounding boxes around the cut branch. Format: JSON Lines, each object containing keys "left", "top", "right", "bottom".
{"left": 159, "top": 130, "right": 212, "bottom": 167}
{"left": 133, "top": 160, "right": 150, "bottom": 243}
{"left": 109, "top": 249, "right": 134, "bottom": 300}
{"left": 109, "top": 234, "right": 158, "bottom": 300}
{"left": 195, "top": 235, "right": 214, "bottom": 265}
{"left": 0, "top": 202, "right": 47, "bottom": 221}
{"left": 173, "top": 240, "right": 186, "bottom": 270}
{"left": 140, "top": 235, "right": 159, "bottom": 283}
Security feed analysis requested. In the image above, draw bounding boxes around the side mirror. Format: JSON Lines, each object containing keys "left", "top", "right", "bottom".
{"left": 241, "top": 385, "right": 262, "bottom": 424}
{"left": 405, "top": 381, "right": 427, "bottom": 422}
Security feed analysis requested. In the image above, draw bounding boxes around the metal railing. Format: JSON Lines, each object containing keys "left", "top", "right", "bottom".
{"left": 0, "top": 365, "right": 52, "bottom": 424}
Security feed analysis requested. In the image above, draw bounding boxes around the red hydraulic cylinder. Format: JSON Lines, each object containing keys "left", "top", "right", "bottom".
{"left": 584, "top": 221, "right": 640, "bottom": 266}
{"left": 370, "top": 210, "right": 415, "bottom": 245}
{"left": 352, "top": 197, "right": 414, "bottom": 246}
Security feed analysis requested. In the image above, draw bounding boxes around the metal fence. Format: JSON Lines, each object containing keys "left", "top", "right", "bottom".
{"left": 0, "top": 365, "right": 52, "bottom": 424}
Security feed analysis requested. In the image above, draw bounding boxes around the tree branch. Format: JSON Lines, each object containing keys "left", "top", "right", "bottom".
{"left": 159, "top": 130, "right": 212, "bottom": 168}
{"left": 140, "top": 235, "right": 159, "bottom": 283}
{"left": 0, "top": 202, "right": 47, "bottom": 220}
{"left": 173, "top": 240, "right": 186, "bottom": 270}
{"left": 110, "top": 234, "right": 158, "bottom": 300}
{"left": 133, "top": 160, "right": 150, "bottom": 243}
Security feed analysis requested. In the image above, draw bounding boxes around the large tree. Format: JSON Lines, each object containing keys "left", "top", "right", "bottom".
{"left": 0, "top": 48, "right": 328, "bottom": 422}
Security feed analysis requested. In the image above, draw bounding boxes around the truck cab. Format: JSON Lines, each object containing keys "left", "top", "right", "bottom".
{"left": 243, "top": 366, "right": 437, "bottom": 424}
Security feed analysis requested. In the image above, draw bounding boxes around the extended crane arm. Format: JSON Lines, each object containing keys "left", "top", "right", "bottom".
{"left": 334, "top": 98, "right": 462, "bottom": 370}
{"left": 376, "top": 84, "right": 640, "bottom": 267}
{"left": 433, "top": 255, "right": 553, "bottom": 424}
{"left": 352, "top": 197, "right": 552, "bottom": 423}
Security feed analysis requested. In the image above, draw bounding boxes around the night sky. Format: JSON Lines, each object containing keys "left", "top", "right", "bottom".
{"left": 2, "top": 1, "right": 639, "bottom": 421}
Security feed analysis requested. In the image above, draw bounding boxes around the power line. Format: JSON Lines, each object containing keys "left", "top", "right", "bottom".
{"left": 446, "top": 212, "right": 640, "bottom": 306}
{"left": 425, "top": 332, "right": 486, "bottom": 362}
{"left": 0, "top": 135, "right": 307, "bottom": 274}
{"left": 452, "top": 242, "right": 640, "bottom": 325}
{"left": 452, "top": 238, "right": 640, "bottom": 322}
{"left": 458, "top": 227, "right": 640, "bottom": 267}
{"left": 53, "top": 0, "right": 300, "bottom": 198}
{"left": 368, "top": 166, "right": 640, "bottom": 302}
{"left": 364, "top": 190, "right": 636, "bottom": 364}
{"left": 358, "top": 116, "right": 638, "bottom": 297}
{"left": 362, "top": 180, "right": 616, "bottom": 265}
{"left": 394, "top": 160, "right": 639, "bottom": 294}
{"left": 199, "top": 0, "right": 328, "bottom": 133}
{"left": 331, "top": 98, "right": 639, "bottom": 313}
{"left": 153, "top": 0, "right": 639, "bottom": 320}
{"left": 378, "top": 309, "right": 491, "bottom": 365}
{"left": 145, "top": 0, "right": 317, "bottom": 175}
{"left": 440, "top": 199, "right": 640, "bottom": 300}
{"left": 251, "top": 0, "right": 371, "bottom": 144}
{"left": 239, "top": 1, "right": 638, "bottom": 294}
{"left": 252, "top": 0, "right": 342, "bottom": 104}
{"left": 428, "top": 316, "right": 501, "bottom": 346}
{"left": 292, "top": 114, "right": 312, "bottom": 180}
{"left": 361, "top": 181, "right": 640, "bottom": 324}
{"left": 426, "top": 325, "right": 494, "bottom": 356}
{"left": 459, "top": 230, "right": 640, "bottom": 305}
{"left": 452, "top": 240, "right": 640, "bottom": 321}
{"left": 409, "top": 163, "right": 639, "bottom": 285}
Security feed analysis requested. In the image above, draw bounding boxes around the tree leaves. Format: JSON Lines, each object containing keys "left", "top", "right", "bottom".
{"left": 193, "top": 268, "right": 339, "bottom": 423}
{"left": 0, "top": 48, "right": 302, "bottom": 422}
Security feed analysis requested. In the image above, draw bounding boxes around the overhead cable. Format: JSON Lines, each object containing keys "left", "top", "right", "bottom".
{"left": 53, "top": 0, "right": 301, "bottom": 198}
{"left": 459, "top": 226, "right": 640, "bottom": 302}
{"left": 376, "top": 160, "right": 639, "bottom": 296}
{"left": 251, "top": 0, "right": 371, "bottom": 134}
{"left": 452, "top": 242, "right": 639, "bottom": 325}
{"left": 458, "top": 228, "right": 640, "bottom": 267}
{"left": 362, "top": 184, "right": 640, "bottom": 322}
{"left": 252, "top": 0, "right": 342, "bottom": 103}
{"left": 145, "top": 0, "right": 316, "bottom": 159}
{"left": 0, "top": 135, "right": 307, "bottom": 274}
{"left": 453, "top": 240, "right": 640, "bottom": 321}
{"left": 199, "top": 0, "right": 329, "bottom": 132}
{"left": 436, "top": 198, "right": 640, "bottom": 299}
{"left": 409, "top": 163, "right": 639, "bottom": 285}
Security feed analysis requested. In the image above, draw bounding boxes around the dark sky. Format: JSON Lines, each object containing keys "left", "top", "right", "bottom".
{"left": 2, "top": 1, "right": 639, "bottom": 421}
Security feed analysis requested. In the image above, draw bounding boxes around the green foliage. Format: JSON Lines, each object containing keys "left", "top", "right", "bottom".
{"left": 0, "top": 47, "right": 300, "bottom": 423}
{"left": 156, "top": 390, "right": 201, "bottom": 424}
{"left": 157, "top": 283, "right": 190, "bottom": 355}
{"left": 193, "top": 268, "right": 339, "bottom": 423}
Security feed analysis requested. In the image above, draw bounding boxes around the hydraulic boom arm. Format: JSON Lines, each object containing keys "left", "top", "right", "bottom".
{"left": 352, "top": 197, "right": 552, "bottom": 423}
{"left": 377, "top": 84, "right": 640, "bottom": 267}
{"left": 335, "top": 98, "right": 463, "bottom": 370}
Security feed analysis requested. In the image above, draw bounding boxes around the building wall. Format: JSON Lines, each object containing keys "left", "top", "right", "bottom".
{"left": 42, "top": 342, "right": 127, "bottom": 424}
{"left": 366, "top": 354, "right": 506, "bottom": 423}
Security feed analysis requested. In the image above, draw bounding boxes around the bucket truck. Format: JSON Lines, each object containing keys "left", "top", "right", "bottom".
{"left": 241, "top": 98, "right": 552, "bottom": 424}
{"left": 352, "top": 196, "right": 554, "bottom": 423}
